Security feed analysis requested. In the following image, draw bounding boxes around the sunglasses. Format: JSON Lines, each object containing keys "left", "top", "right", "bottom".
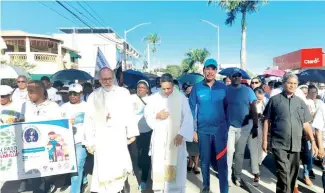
{"left": 17, "top": 81, "right": 26, "bottom": 83}
{"left": 251, "top": 81, "right": 260, "bottom": 84}
{"left": 68, "top": 92, "right": 80, "bottom": 96}
{"left": 232, "top": 74, "right": 242, "bottom": 78}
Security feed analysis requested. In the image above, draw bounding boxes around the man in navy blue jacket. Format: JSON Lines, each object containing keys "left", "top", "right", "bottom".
{"left": 189, "top": 58, "right": 228, "bottom": 193}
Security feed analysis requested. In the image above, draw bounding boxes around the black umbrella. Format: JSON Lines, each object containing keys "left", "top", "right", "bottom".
{"left": 51, "top": 69, "right": 93, "bottom": 81}
{"left": 297, "top": 69, "right": 325, "bottom": 83}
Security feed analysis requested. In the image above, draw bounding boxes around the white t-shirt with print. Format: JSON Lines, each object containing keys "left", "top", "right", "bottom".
{"left": 61, "top": 101, "right": 87, "bottom": 144}
{"left": 0, "top": 102, "right": 24, "bottom": 123}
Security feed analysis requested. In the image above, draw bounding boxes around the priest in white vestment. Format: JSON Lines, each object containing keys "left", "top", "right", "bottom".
{"left": 84, "top": 67, "right": 139, "bottom": 193}
{"left": 144, "top": 73, "right": 194, "bottom": 193}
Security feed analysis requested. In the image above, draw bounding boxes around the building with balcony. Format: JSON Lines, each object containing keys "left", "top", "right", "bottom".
{"left": 0, "top": 30, "right": 81, "bottom": 79}
{"left": 53, "top": 27, "right": 140, "bottom": 76}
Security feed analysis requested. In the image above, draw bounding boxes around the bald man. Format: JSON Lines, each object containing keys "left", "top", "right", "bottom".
{"left": 84, "top": 67, "right": 139, "bottom": 193}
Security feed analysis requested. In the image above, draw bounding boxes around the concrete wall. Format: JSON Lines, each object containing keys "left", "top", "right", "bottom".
{"left": 54, "top": 33, "right": 117, "bottom": 76}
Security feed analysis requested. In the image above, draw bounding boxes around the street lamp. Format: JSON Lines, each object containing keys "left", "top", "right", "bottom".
{"left": 124, "top": 22, "right": 151, "bottom": 70}
{"left": 200, "top": 19, "right": 220, "bottom": 67}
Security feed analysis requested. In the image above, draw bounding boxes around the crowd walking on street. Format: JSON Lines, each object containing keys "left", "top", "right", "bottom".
{"left": 2, "top": 58, "right": 325, "bottom": 193}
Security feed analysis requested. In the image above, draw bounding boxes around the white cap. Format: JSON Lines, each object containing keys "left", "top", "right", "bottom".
{"left": 68, "top": 83, "right": 83, "bottom": 93}
{"left": 0, "top": 85, "right": 13, "bottom": 95}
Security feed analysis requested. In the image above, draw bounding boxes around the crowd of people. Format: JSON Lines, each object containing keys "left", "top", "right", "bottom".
{"left": 1, "top": 58, "right": 325, "bottom": 193}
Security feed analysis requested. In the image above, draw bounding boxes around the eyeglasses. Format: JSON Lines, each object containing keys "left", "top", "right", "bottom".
{"left": 100, "top": 77, "right": 114, "bottom": 82}
{"left": 68, "top": 92, "right": 80, "bottom": 96}
{"left": 251, "top": 81, "right": 260, "bottom": 84}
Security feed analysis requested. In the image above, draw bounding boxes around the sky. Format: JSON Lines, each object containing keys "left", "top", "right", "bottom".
{"left": 1, "top": 1, "right": 325, "bottom": 73}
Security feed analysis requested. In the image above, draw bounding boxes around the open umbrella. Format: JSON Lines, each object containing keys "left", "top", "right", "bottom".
{"left": 51, "top": 69, "right": 93, "bottom": 81}
{"left": 297, "top": 69, "right": 325, "bottom": 83}
{"left": 177, "top": 73, "right": 204, "bottom": 85}
{"left": 123, "top": 70, "right": 150, "bottom": 89}
{"left": 262, "top": 69, "right": 285, "bottom": 77}
{"left": 0, "top": 64, "right": 31, "bottom": 79}
{"left": 219, "top": 67, "right": 251, "bottom": 79}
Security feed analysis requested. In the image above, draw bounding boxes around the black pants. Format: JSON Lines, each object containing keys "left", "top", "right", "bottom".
{"left": 272, "top": 148, "right": 300, "bottom": 193}
{"left": 31, "top": 177, "right": 50, "bottom": 193}
{"left": 136, "top": 131, "right": 152, "bottom": 182}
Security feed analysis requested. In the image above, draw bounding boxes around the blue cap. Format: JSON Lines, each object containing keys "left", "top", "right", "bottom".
{"left": 204, "top": 58, "right": 218, "bottom": 68}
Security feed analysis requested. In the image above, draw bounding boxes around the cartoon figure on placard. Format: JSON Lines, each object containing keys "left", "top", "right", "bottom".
{"left": 58, "top": 137, "right": 70, "bottom": 160}
{"left": 47, "top": 131, "right": 57, "bottom": 161}
{"left": 46, "top": 142, "right": 54, "bottom": 162}
{"left": 55, "top": 143, "right": 64, "bottom": 161}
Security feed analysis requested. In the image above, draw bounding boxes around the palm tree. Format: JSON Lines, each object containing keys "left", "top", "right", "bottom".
{"left": 182, "top": 48, "right": 210, "bottom": 73}
{"left": 208, "top": 0, "right": 268, "bottom": 70}
{"left": 144, "top": 33, "right": 161, "bottom": 53}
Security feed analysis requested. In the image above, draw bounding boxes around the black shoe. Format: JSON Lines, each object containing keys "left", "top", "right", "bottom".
{"left": 17, "top": 180, "right": 28, "bottom": 193}
{"left": 81, "top": 182, "right": 88, "bottom": 193}
{"left": 187, "top": 166, "right": 192, "bottom": 172}
{"left": 193, "top": 167, "right": 200, "bottom": 175}
{"left": 309, "top": 170, "right": 316, "bottom": 179}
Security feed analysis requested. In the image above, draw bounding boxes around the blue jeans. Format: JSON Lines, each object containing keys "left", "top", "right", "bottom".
{"left": 70, "top": 144, "right": 87, "bottom": 193}
{"left": 322, "top": 156, "right": 325, "bottom": 190}
{"left": 198, "top": 132, "right": 228, "bottom": 193}
{"left": 302, "top": 139, "right": 313, "bottom": 177}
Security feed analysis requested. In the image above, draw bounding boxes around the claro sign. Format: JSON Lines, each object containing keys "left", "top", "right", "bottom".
{"left": 301, "top": 48, "right": 323, "bottom": 68}
{"left": 274, "top": 48, "right": 324, "bottom": 70}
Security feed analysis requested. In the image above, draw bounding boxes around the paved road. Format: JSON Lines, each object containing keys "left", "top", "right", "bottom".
{"left": 1, "top": 152, "right": 324, "bottom": 193}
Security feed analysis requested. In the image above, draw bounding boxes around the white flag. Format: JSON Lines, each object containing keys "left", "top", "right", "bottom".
{"left": 94, "top": 47, "right": 118, "bottom": 85}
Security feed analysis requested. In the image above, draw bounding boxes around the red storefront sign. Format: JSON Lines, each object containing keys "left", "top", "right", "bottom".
{"left": 273, "top": 48, "right": 324, "bottom": 70}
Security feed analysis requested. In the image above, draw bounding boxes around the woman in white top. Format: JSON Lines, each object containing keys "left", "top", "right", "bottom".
{"left": 254, "top": 87, "right": 269, "bottom": 166}
{"left": 130, "top": 80, "right": 152, "bottom": 191}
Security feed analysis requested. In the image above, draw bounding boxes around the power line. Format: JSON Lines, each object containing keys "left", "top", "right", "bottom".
{"left": 82, "top": 1, "right": 110, "bottom": 27}
{"left": 64, "top": 1, "right": 100, "bottom": 27}
{"left": 37, "top": 1, "right": 79, "bottom": 25}
{"left": 55, "top": 0, "right": 121, "bottom": 45}
{"left": 76, "top": 1, "right": 106, "bottom": 27}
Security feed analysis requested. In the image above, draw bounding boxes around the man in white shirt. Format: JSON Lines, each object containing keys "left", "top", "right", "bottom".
{"left": 21, "top": 80, "right": 62, "bottom": 193}
{"left": 144, "top": 73, "right": 194, "bottom": 193}
{"left": 61, "top": 83, "right": 88, "bottom": 193}
{"left": 12, "top": 75, "right": 29, "bottom": 105}
{"left": 41, "top": 76, "right": 62, "bottom": 104}
{"left": 84, "top": 67, "right": 139, "bottom": 193}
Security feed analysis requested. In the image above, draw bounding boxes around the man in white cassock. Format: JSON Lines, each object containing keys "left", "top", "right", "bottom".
{"left": 84, "top": 67, "right": 139, "bottom": 193}
{"left": 144, "top": 73, "right": 194, "bottom": 193}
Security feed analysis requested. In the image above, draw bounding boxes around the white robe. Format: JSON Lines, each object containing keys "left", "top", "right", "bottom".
{"left": 144, "top": 91, "right": 194, "bottom": 192}
{"left": 84, "top": 86, "right": 139, "bottom": 193}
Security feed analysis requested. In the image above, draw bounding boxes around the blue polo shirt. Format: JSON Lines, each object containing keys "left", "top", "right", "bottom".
{"left": 226, "top": 85, "right": 257, "bottom": 128}
{"left": 189, "top": 80, "right": 227, "bottom": 134}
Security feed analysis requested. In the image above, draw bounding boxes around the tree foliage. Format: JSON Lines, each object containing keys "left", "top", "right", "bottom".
{"left": 182, "top": 48, "right": 210, "bottom": 73}
{"left": 164, "top": 65, "right": 182, "bottom": 78}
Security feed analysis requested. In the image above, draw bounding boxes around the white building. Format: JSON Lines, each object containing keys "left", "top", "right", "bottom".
{"left": 53, "top": 27, "right": 140, "bottom": 76}
{"left": 0, "top": 30, "right": 80, "bottom": 79}
{"left": 220, "top": 63, "right": 241, "bottom": 69}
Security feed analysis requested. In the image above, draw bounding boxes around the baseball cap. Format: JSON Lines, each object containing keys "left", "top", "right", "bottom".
{"left": 68, "top": 83, "right": 83, "bottom": 93}
{"left": 204, "top": 58, "right": 218, "bottom": 68}
{"left": 57, "top": 85, "right": 69, "bottom": 94}
{"left": 40, "top": 76, "right": 51, "bottom": 82}
{"left": 0, "top": 85, "right": 13, "bottom": 96}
